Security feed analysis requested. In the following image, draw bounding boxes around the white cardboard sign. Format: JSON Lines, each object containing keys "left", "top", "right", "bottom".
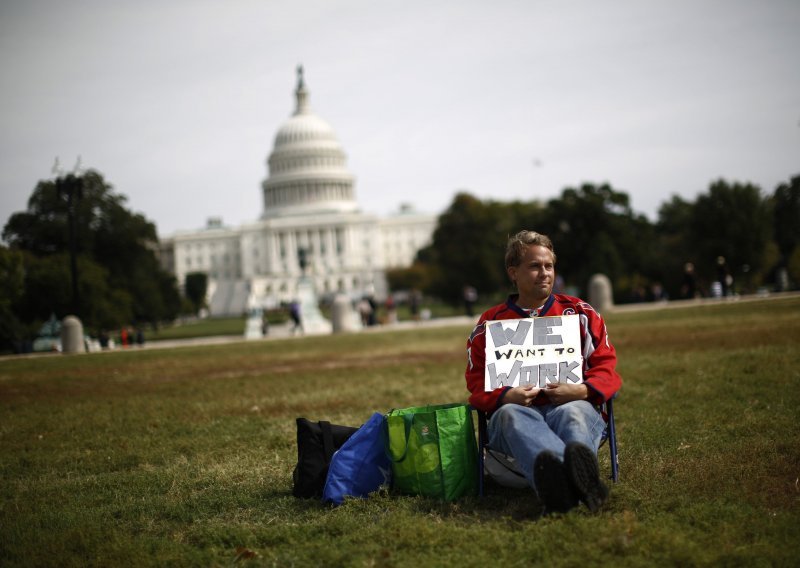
{"left": 484, "top": 315, "right": 583, "bottom": 391}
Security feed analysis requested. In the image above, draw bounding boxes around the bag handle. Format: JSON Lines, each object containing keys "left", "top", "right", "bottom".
{"left": 384, "top": 413, "right": 417, "bottom": 463}
{"left": 319, "top": 420, "right": 335, "bottom": 463}
{"left": 384, "top": 403, "right": 465, "bottom": 463}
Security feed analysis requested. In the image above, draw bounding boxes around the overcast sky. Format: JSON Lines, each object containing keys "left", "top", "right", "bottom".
{"left": 1, "top": 0, "right": 798, "bottom": 238}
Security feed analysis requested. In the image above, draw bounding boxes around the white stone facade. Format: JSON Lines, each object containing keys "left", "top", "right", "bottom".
{"left": 159, "top": 67, "right": 436, "bottom": 316}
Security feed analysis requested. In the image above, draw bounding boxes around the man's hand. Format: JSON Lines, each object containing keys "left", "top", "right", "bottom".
{"left": 543, "top": 382, "right": 589, "bottom": 405}
{"left": 502, "top": 385, "right": 541, "bottom": 407}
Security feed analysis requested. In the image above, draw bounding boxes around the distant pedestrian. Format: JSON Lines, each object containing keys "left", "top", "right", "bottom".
{"left": 715, "top": 256, "right": 733, "bottom": 297}
{"left": 289, "top": 300, "right": 303, "bottom": 335}
{"left": 261, "top": 313, "right": 270, "bottom": 336}
{"left": 385, "top": 295, "right": 398, "bottom": 324}
{"left": 367, "top": 295, "right": 378, "bottom": 326}
{"left": 681, "top": 262, "right": 698, "bottom": 299}
{"left": 409, "top": 289, "right": 421, "bottom": 321}
{"left": 649, "top": 282, "right": 668, "bottom": 302}
{"left": 463, "top": 285, "right": 478, "bottom": 317}
{"left": 357, "top": 297, "right": 373, "bottom": 327}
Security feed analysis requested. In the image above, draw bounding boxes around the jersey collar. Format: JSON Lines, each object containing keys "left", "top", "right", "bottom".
{"left": 506, "top": 294, "right": 556, "bottom": 317}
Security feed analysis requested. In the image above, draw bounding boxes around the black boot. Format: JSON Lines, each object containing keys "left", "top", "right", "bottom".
{"left": 564, "top": 442, "right": 609, "bottom": 513}
{"left": 533, "top": 450, "right": 578, "bottom": 514}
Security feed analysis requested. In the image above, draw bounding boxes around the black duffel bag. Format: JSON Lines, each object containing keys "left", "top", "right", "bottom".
{"left": 292, "top": 418, "right": 358, "bottom": 498}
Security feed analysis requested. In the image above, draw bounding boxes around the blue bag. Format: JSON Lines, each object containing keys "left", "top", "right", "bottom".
{"left": 322, "top": 412, "right": 392, "bottom": 505}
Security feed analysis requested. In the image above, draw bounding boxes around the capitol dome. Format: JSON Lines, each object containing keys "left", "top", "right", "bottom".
{"left": 261, "top": 66, "right": 358, "bottom": 218}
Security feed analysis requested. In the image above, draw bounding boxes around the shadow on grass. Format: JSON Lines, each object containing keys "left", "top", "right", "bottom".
{"left": 276, "top": 481, "right": 555, "bottom": 522}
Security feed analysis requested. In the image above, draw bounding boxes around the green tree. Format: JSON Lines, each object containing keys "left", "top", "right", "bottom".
{"left": 656, "top": 195, "right": 700, "bottom": 298}
{"left": 184, "top": 272, "right": 208, "bottom": 315}
{"left": 689, "top": 179, "right": 772, "bottom": 293}
{"left": 0, "top": 246, "right": 28, "bottom": 352}
{"left": 772, "top": 175, "right": 800, "bottom": 273}
{"left": 416, "top": 186, "right": 658, "bottom": 305}
{"left": 385, "top": 263, "right": 433, "bottom": 294}
{"left": 417, "top": 193, "right": 540, "bottom": 304}
{"left": 14, "top": 252, "right": 134, "bottom": 332}
{"left": 537, "top": 183, "right": 655, "bottom": 301}
{"left": 2, "top": 169, "right": 180, "bottom": 333}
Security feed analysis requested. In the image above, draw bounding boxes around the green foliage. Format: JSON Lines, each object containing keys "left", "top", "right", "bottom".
{"left": 17, "top": 252, "right": 134, "bottom": 331}
{"left": 418, "top": 193, "right": 544, "bottom": 304}
{"left": 772, "top": 174, "right": 800, "bottom": 262}
{"left": 655, "top": 195, "right": 697, "bottom": 296}
{"left": 0, "top": 247, "right": 27, "bottom": 350}
{"left": 537, "top": 183, "right": 657, "bottom": 300}
{"left": 3, "top": 171, "right": 153, "bottom": 258}
{"left": 416, "top": 185, "right": 656, "bottom": 303}
{"left": 385, "top": 262, "right": 432, "bottom": 293}
{"left": 0, "top": 297, "right": 798, "bottom": 566}
{"left": 656, "top": 180, "right": 780, "bottom": 296}
{"left": 1, "top": 170, "right": 181, "bottom": 340}
{"left": 414, "top": 174, "right": 798, "bottom": 305}
{"left": 689, "top": 179, "right": 772, "bottom": 287}
{"left": 184, "top": 272, "right": 208, "bottom": 315}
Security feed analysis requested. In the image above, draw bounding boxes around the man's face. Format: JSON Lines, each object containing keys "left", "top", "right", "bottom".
{"left": 507, "top": 244, "right": 555, "bottom": 306}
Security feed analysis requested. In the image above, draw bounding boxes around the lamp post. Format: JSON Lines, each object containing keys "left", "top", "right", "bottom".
{"left": 56, "top": 173, "right": 83, "bottom": 317}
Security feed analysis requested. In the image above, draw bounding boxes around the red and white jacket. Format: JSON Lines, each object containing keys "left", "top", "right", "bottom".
{"left": 466, "top": 294, "right": 622, "bottom": 414}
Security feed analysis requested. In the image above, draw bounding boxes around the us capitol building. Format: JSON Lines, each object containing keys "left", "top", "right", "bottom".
{"left": 159, "top": 67, "right": 436, "bottom": 316}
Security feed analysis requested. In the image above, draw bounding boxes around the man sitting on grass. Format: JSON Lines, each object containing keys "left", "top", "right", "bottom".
{"left": 465, "top": 230, "right": 622, "bottom": 514}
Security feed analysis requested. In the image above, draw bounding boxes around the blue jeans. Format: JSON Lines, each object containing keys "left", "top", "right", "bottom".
{"left": 488, "top": 401, "right": 606, "bottom": 489}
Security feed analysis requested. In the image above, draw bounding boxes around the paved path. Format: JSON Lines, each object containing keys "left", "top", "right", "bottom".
{"left": 135, "top": 314, "right": 479, "bottom": 352}
{"left": 123, "top": 290, "right": 800, "bottom": 352}
{"left": 4, "top": 291, "right": 798, "bottom": 358}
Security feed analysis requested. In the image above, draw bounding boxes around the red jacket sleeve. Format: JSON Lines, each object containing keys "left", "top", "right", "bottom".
{"left": 578, "top": 304, "right": 622, "bottom": 405}
{"left": 465, "top": 319, "right": 509, "bottom": 412}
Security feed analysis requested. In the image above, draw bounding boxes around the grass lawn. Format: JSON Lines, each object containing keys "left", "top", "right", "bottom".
{"left": 141, "top": 300, "right": 491, "bottom": 343}
{"left": 145, "top": 317, "right": 248, "bottom": 341}
{"left": 1, "top": 296, "right": 799, "bottom": 566}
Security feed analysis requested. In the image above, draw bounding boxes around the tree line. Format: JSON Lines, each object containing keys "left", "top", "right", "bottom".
{"left": 2, "top": 168, "right": 798, "bottom": 352}
{"left": 389, "top": 175, "right": 800, "bottom": 307}
{"left": 0, "top": 170, "right": 188, "bottom": 352}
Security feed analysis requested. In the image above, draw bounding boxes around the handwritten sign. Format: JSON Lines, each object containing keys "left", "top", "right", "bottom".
{"left": 484, "top": 315, "right": 583, "bottom": 391}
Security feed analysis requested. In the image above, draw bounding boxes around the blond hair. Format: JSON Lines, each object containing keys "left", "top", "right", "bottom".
{"left": 504, "top": 230, "right": 556, "bottom": 268}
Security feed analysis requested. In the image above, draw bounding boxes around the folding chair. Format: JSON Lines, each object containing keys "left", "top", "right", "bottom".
{"left": 476, "top": 396, "right": 619, "bottom": 496}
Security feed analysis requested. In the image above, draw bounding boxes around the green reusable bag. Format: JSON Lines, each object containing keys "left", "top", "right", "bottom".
{"left": 386, "top": 402, "right": 478, "bottom": 501}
